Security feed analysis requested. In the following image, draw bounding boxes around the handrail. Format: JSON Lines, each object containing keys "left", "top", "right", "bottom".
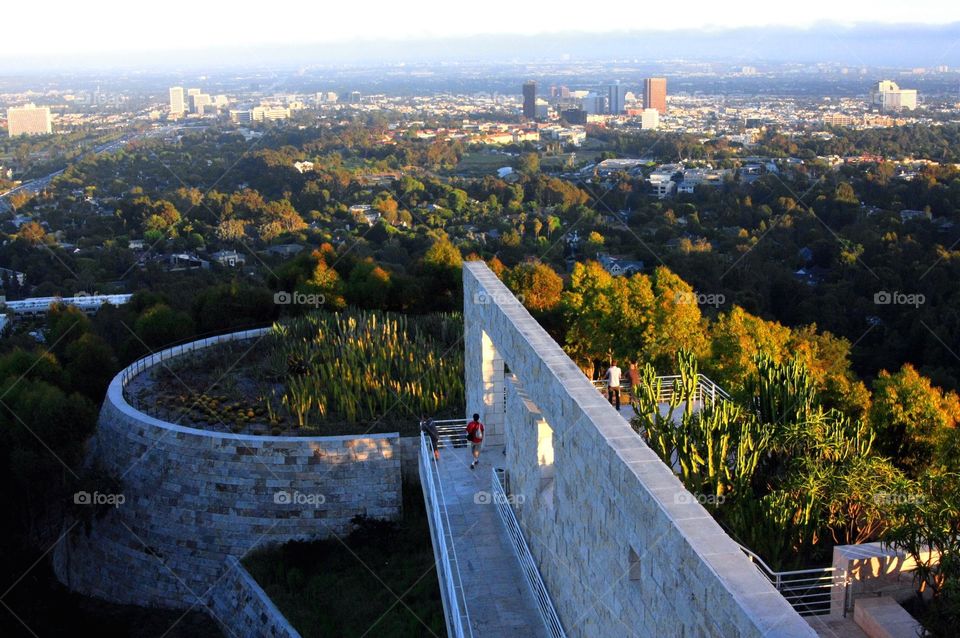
{"left": 491, "top": 468, "right": 566, "bottom": 638}
{"left": 591, "top": 373, "right": 732, "bottom": 404}
{"left": 432, "top": 418, "right": 468, "bottom": 448}
{"left": 735, "top": 542, "right": 836, "bottom": 616}
{"left": 118, "top": 327, "right": 272, "bottom": 390}
{"left": 419, "top": 433, "right": 473, "bottom": 638}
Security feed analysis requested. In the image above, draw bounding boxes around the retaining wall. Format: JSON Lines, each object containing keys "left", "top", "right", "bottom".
{"left": 53, "top": 329, "right": 402, "bottom": 610}
{"left": 207, "top": 556, "right": 302, "bottom": 638}
{"left": 464, "top": 261, "right": 816, "bottom": 638}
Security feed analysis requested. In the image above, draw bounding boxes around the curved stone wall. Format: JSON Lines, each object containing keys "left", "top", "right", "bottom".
{"left": 53, "top": 329, "right": 402, "bottom": 610}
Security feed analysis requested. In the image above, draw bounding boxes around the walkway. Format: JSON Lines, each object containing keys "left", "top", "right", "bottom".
{"left": 434, "top": 442, "right": 549, "bottom": 638}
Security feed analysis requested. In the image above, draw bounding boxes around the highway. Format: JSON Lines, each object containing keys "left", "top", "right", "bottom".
{"left": 0, "top": 132, "right": 141, "bottom": 213}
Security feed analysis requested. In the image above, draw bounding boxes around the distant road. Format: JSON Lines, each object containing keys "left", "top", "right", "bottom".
{"left": 0, "top": 129, "right": 155, "bottom": 212}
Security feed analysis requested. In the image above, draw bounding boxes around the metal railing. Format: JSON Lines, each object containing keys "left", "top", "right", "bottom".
{"left": 419, "top": 433, "right": 473, "bottom": 638}
{"left": 119, "top": 328, "right": 271, "bottom": 391}
{"left": 431, "top": 418, "right": 469, "bottom": 448}
{"left": 492, "top": 468, "right": 566, "bottom": 638}
{"left": 591, "top": 373, "right": 732, "bottom": 405}
{"left": 737, "top": 544, "right": 837, "bottom": 616}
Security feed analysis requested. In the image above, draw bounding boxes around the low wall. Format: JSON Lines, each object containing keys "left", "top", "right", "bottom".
{"left": 399, "top": 436, "right": 421, "bottom": 482}
{"left": 464, "top": 262, "right": 816, "bottom": 638}
{"left": 831, "top": 542, "right": 937, "bottom": 616}
{"left": 53, "top": 329, "right": 402, "bottom": 610}
{"left": 207, "top": 556, "right": 302, "bottom": 638}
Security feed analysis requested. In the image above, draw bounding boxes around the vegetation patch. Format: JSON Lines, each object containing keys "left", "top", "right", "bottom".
{"left": 128, "top": 309, "right": 464, "bottom": 436}
{"left": 243, "top": 487, "right": 445, "bottom": 637}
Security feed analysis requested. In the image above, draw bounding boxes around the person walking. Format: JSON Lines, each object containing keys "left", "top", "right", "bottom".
{"left": 466, "top": 413, "right": 484, "bottom": 470}
{"left": 606, "top": 361, "right": 623, "bottom": 410}
{"left": 420, "top": 415, "right": 440, "bottom": 461}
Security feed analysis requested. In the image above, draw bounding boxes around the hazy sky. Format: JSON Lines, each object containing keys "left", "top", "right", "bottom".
{"left": 5, "top": 0, "right": 960, "bottom": 58}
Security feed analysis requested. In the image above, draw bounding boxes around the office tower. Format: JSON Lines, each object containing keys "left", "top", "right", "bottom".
{"left": 872, "top": 80, "right": 918, "bottom": 111}
{"left": 7, "top": 104, "right": 52, "bottom": 137}
{"left": 346, "top": 91, "right": 362, "bottom": 104}
{"left": 187, "top": 88, "right": 201, "bottom": 97}
{"left": 189, "top": 93, "right": 212, "bottom": 114}
{"left": 643, "top": 78, "right": 667, "bottom": 114}
{"left": 169, "top": 87, "right": 185, "bottom": 116}
{"left": 579, "top": 93, "right": 606, "bottom": 115}
{"left": 522, "top": 81, "right": 537, "bottom": 119}
{"left": 608, "top": 82, "right": 626, "bottom": 114}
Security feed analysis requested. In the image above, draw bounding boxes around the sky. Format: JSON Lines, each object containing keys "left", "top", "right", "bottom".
{"left": 5, "top": 0, "right": 960, "bottom": 59}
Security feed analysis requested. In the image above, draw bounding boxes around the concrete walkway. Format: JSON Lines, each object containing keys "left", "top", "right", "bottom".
{"left": 434, "top": 443, "right": 549, "bottom": 638}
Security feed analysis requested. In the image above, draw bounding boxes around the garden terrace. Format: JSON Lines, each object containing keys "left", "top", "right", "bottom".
{"left": 123, "top": 309, "right": 464, "bottom": 437}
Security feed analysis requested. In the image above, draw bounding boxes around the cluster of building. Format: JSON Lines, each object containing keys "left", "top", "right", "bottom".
{"left": 522, "top": 78, "right": 667, "bottom": 129}
{"left": 168, "top": 87, "right": 229, "bottom": 118}
{"left": 871, "top": 80, "right": 918, "bottom": 112}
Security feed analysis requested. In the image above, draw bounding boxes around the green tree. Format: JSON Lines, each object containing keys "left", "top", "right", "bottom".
{"left": 870, "top": 365, "right": 960, "bottom": 477}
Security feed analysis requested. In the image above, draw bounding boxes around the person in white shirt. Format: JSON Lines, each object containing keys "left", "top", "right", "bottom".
{"left": 606, "top": 362, "right": 623, "bottom": 410}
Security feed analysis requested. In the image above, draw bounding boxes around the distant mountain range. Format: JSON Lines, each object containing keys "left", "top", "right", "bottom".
{"left": 7, "top": 22, "right": 960, "bottom": 71}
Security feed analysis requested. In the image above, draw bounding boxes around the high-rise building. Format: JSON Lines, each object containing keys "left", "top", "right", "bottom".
{"left": 579, "top": 93, "right": 606, "bottom": 115}
{"left": 522, "top": 81, "right": 537, "bottom": 119}
{"left": 643, "top": 78, "right": 667, "bottom": 114}
{"left": 169, "top": 87, "right": 185, "bottom": 116}
{"left": 872, "top": 80, "right": 917, "bottom": 111}
{"left": 190, "top": 93, "right": 212, "bottom": 114}
{"left": 608, "top": 82, "right": 626, "bottom": 114}
{"left": 7, "top": 104, "right": 52, "bottom": 137}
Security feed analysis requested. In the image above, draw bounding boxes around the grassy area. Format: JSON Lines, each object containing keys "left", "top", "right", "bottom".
{"left": 243, "top": 487, "right": 446, "bottom": 637}
{"left": 455, "top": 151, "right": 512, "bottom": 175}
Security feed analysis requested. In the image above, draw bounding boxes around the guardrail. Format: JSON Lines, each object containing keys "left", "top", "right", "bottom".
{"left": 118, "top": 328, "right": 271, "bottom": 390}
{"left": 431, "top": 418, "right": 469, "bottom": 448}
{"left": 420, "top": 433, "right": 473, "bottom": 638}
{"left": 737, "top": 543, "right": 837, "bottom": 616}
{"left": 591, "top": 373, "right": 732, "bottom": 405}
{"left": 492, "top": 468, "right": 566, "bottom": 638}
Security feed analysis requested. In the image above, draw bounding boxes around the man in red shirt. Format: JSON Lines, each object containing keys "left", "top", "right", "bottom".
{"left": 466, "top": 413, "right": 484, "bottom": 470}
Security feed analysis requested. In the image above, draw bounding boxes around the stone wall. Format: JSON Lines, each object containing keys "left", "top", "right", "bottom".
{"left": 463, "top": 262, "right": 816, "bottom": 638}
{"left": 207, "top": 556, "right": 302, "bottom": 638}
{"left": 53, "top": 330, "right": 402, "bottom": 610}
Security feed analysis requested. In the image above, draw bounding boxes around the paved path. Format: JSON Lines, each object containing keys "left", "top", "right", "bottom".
{"left": 805, "top": 613, "right": 868, "bottom": 637}
{"left": 434, "top": 443, "right": 549, "bottom": 638}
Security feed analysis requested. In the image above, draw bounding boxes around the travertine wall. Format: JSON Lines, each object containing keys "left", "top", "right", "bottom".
{"left": 207, "top": 556, "right": 302, "bottom": 638}
{"left": 53, "top": 331, "right": 402, "bottom": 611}
{"left": 464, "top": 261, "right": 816, "bottom": 638}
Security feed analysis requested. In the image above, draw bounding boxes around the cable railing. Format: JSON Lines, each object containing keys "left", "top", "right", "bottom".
{"left": 736, "top": 543, "right": 837, "bottom": 616}
{"left": 419, "top": 433, "right": 473, "bottom": 638}
{"left": 492, "top": 468, "right": 566, "bottom": 638}
{"left": 591, "top": 373, "right": 732, "bottom": 405}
